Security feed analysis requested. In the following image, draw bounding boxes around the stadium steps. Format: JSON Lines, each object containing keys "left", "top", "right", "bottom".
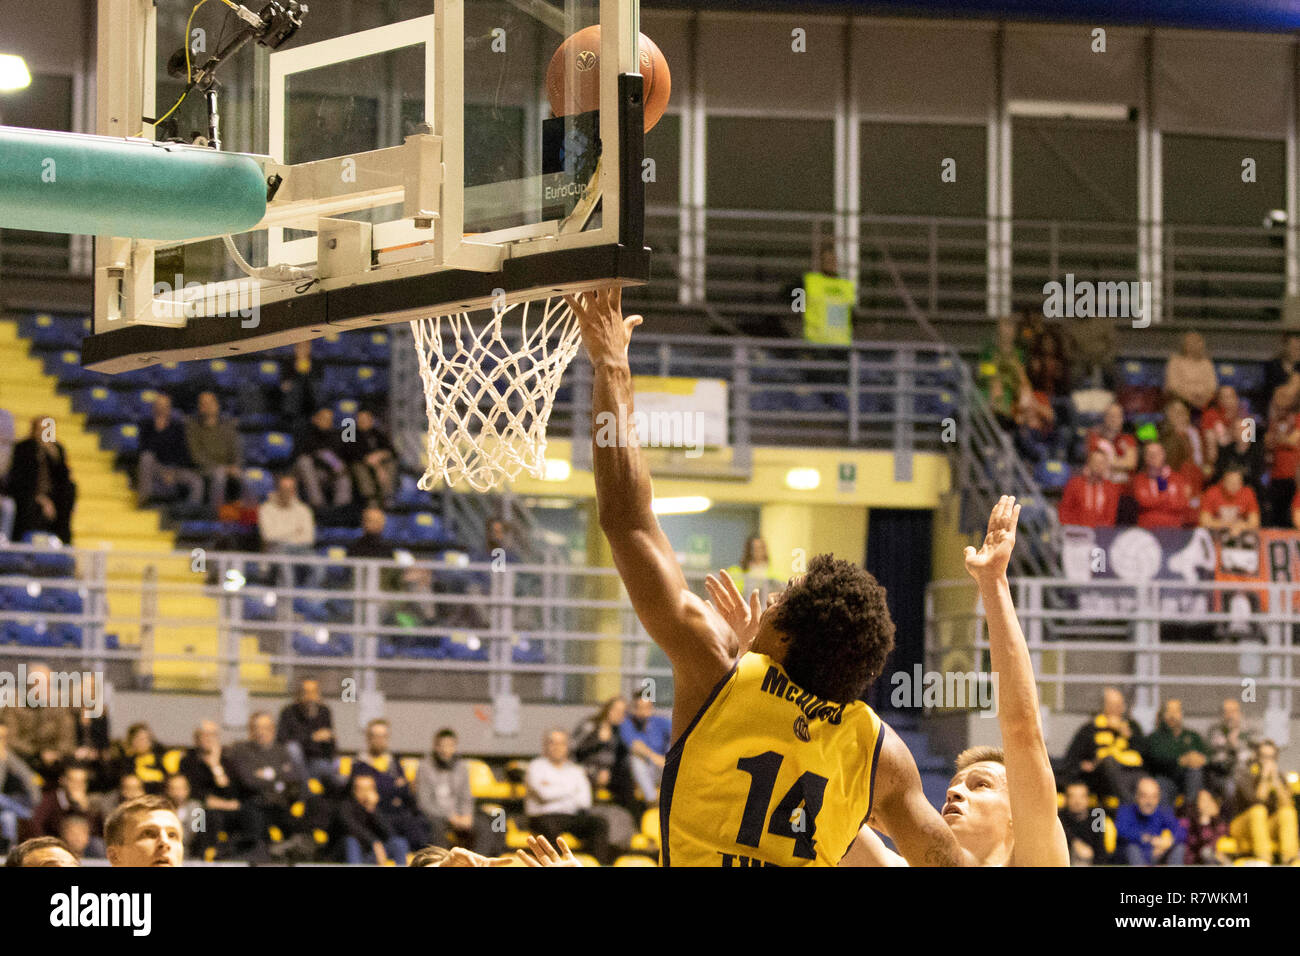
{"left": 0, "top": 320, "right": 276, "bottom": 692}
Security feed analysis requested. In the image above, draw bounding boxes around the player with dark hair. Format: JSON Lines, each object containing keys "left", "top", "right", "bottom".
{"left": 841, "top": 497, "right": 1069, "bottom": 867}
{"left": 104, "top": 794, "right": 183, "bottom": 867}
{"left": 3, "top": 836, "right": 79, "bottom": 867}
{"left": 568, "top": 286, "right": 961, "bottom": 868}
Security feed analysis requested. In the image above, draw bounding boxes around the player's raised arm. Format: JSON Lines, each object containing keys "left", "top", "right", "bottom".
{"left": 569, "top": 287, "right": 733, "bottom": 720}
{"left": 964, "top": 495, "right": 1069, "bottom": 867}
{"left": 864, "top": 725, "right": 965, "bottom": 866}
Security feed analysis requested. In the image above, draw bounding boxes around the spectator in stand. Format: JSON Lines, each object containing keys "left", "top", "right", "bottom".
{"left": 1058, "top": 780, "right": 1110, "bottom": 866}
{"left": 620, "top": 696, "right": 671, "bottom": 805}
{"left": 573, "top": 697, "right": 635, "bottom": 810}
{"left": 1163, "top": 331, "right": 1218, "bottom": 412}
{"left": 1201, "top": 385, "right": 1244, "bottom": 474}
{"left": 184, "top": 391, "right": 243, "bottom": 510}
{"left": 1116, "top": 776, "right": 1188, "bottom": 866}
{"left": 9, "top": 415, "right": 77, "bottom": 544}
{"left": 1012, "top": 382, "right": 1060, "bottom": 464}
{"left": 257, "top": 474, "right": 317, "bottom": 587}
{"left": 352, "top": 718, "right": 431, "bottom": 849}
{"left": 1014, "top": 307, "right": 1045, "bottom": 357}
{"left": 978, "top": 316, "right": 1026, "bottom": 427}
{"left": 1133, "top": 442, "right": 1193, "bottom": 529}
{"left": 98, "top": 773, "right": 145, "bottom": 820}
{"left": 1200, "top": 467, "right": 1260, "bottom": 538}
{"left": 163, "top": 774, "right": 201, "bottom": 857}
{"left": 414, "top": 729, "right": 503, "bottom": 856}
{"left": 72, "top": 673, "right": 111, "bottom": 792}
{"left": 1087, "top": 402, "right": 1139, "bottom": 485}
{"left": 1182, "top": 788, "right": 1231, "bottom": 865}
{"left": 0, "top": 397, "right": 15, "bottom": 539}
{"left": 57, "top": 813, "right": 100, "bottom": 862}
{"left": 4, "top": 835, "right": 78, "bottom": 867}
{"left": 107, "top": 723, "right": 168, "bottom": 794}
{"left": 1158, "top": 399, "right": 1206, "bottom": 496}
{"left": 0, "top": 724, "right": 39, "bottom": 853}
{"left": 179, "top": 720, "right": 252, "bottom": 859}
{"left": 229, "top": 712, "right": 305, "bottom": 858}
{"left": 1140, "top": 699, "right": 1209, "bottom": 806}
{"left": 1, "top": 662, "right": 77, "bottom": 784}
{"left": 1062, "top": 687, "right": 1146, "bottom": 803}
{"left": 1205, "top": 699, "right": 1257, "bottom": 803}
{"left": 295, "top": 406, "right": 352, "bottom": 509}
{"left": 336, "top": 773, "right": 408, "bottom": 865}
{"left": 524, "top": 729, "right": 612, "bottom": 865}
{"left": 1263, "top": 332, "right": 1300, "bottom": 397}
{"left": 278, "top": 340, "right": 319, "bottom": 421}
{"left": 736, "top": 535, "right": 781, "bottom": 604}
{"left": 1229, "top": 740, "right": 1298, "bottom": 865}
{"left": 1066, "top": 313, "right": 1117, "bottom": 391}
{"left": 1058, "top": 449, "right": 1120, "bottom": 527}
{"left": 276, "top": 678, "right": 336, "bottom": 784}
{"left": 24, "top": 763, "right": 99, "bottom": 845}
{"left": 1265, "top": 372, "right": 1300, "bottom": 525}
{"left": 1027, "top": 326, "right": 1071, "bottom": 405}
{"left": 1212, "top": 415, "right": 1266, "bottom": 497}
{"left": 136, "top": 393, "right": 204, "bottom": 507}
{"left": 348, "top": 505, "right": 393, "bottom": 559}
{"left": 343, "top": 408, "right": 398, "bottom": 506}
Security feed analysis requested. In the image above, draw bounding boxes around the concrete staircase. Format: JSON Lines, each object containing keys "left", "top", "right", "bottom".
{"left": 0, "top": 320, "right": 275, "bottom": 691}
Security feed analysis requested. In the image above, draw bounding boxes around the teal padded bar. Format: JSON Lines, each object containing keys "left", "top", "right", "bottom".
{"left": 0, "top": 126, "right": 267, "bottom": 240}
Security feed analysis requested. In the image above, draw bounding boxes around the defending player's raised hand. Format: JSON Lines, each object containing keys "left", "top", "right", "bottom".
{"left": 566, "top": 285, "right": 643, "bottom": 367}
{"left": 704, "top": 569, "right": 763, "bottom": 657}
{"left": 516, "top": 835, "right": 582, "bottom": 867}
{"left": 439, "top": 847, "right": 515, "bottom": 867}
{"left": 963, "top": 495, "right": 1020, "bottom": 584}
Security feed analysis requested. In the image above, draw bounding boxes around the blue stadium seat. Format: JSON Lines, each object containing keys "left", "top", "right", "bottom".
{"left": 395, "top": 512, "right": 445, "bottom": 546}
{"left": 207, "top": 359, "right": 243, "bottom": 391}
{"left": 292, "top": 598, "right": 332, "bottom": 622}
{"left": 0, "top": 585, "right": 41, "bottom": 612}
{"left": 246, "top": 432, "right": 294, "bottom": 466}
{"left": 1034, "top": 459, "right": 1072, "bottom": 492}
{"left": 512, "top": 636, "right": 546, "bottom": 664}
{"left": 316, "top": 527, "right": 362, "bottom": 547}
{"left": 242, "top": 593, "right": 280, "bottom": 622}
{"left": 292, "top": 630, "right": 354, "bottom": 657}
{"left": 252, "top": 359, "right": 283, "bottom": 388}
{"left": 394, "top": 474, "right": 428, "bottom": 509}
{"left": 312, "top": 334, "right": 353, "bottom": 361}
{"left": 22, "top": 313, "right": 89, "bottom": 348}
{"left": 47, "top": 350, "right": 94, "bottom": 387}
{"left": 1215, "top": 361, "right": 1265, "bottom": 394}
{"left": 334, "top": 398, "right": 360, "bottom": 422}
{"left": 37, "top": 587, "right": 83, "bottom": 615}
{"left": 362, "top": 331, "right": 391, "bottom": 363}
{"left": 1117, "top": 358, "right": 1165, "bottom": 388}
{"left": 242, "top": 468, "right": 274, "bottom": 503}
{"left": 916, "top": 390, "right": 957, "bottom": 419}
{"left": 150, "top": 362, "right": 190, "bottom": 389}
{"left": 103, "top": 423, "right": 140, "bottom": 455}
{"left": 444, "top": 632, "right": 489, "bottom": 661}
{"left": 859, "top": 393, "right": 896, "bottom": 415}
{"left": 77, "top": 386, "right": 131, "bottom": 422}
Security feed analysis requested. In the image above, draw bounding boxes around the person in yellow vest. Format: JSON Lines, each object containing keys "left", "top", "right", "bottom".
{"left": 802, "top": 244, "right": 856, "bottom": 346}
{"left": 1062, "top": 688, "right": 1146, "bottom": 803}
{"left": 568, "top": 285, "right": 962, "bottom": 867}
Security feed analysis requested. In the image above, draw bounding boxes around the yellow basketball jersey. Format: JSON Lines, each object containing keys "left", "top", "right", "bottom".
{"left": 660, "top": 651, "right": 884, "bottom": 867}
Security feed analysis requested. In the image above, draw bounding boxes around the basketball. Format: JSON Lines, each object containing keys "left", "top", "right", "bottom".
{"left": 545, "top": 26, "right": 671, "bottom": 132}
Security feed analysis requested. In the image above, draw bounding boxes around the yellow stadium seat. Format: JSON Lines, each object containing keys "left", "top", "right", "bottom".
{"left": 313, "top": 829, "right": 329, "bottom": 845}
{"left": 614, "top": 855, "right": 657, "bottom": 867}
{"left": 336, "top": 755, "right": 353, "bottom": 778}
{"left": 630, "top": 808, "right": 660, "bottom": 852}
{"left": 400, "top": 756, "right": 420, "bottom": 784}
{"left": 574, "top": 853, "right": 600, "bottom": 867}
{"left": 1216, "top": 836, "right": 1239, "bottom": 857}
{"left": 290, "top": 802, "right": 306, "bottom": 819}
{"left": 162, "top": 749, "right": 184, "bottom": 775}
{"left": 505, "top": 816, "right": 531, "bottom": 850}
{"left": 559, "top": 832, "right": 584, "bottom": 850}
{"left": 268, "top": 826, "right": 284, "bottom": 843}
{"left": 1104, "top": 817, "right": 1117, "bottom": 856}
{"left": 465, "top": 758, "right": 514, "bottom": 800}
{"left": 307, "top": 778, "right": 324, "bottom": 796}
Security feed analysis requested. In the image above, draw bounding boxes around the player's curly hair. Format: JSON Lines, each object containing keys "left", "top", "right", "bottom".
{"left": 773, "top": 554, "right": 895, "bottom": 704}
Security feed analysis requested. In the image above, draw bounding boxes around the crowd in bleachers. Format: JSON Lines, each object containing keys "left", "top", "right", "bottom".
{"left": 0, "top": 669, "right": 669, "bottom": 866}
{"left": 978, "top": 309, "right": 1300, "bottom": 532}
{"left": 1054, "top": 687, "right": 1299, "bottom": 866}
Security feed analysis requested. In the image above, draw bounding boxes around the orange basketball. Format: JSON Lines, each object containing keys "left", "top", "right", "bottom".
{"left": 545, "top": 26, "right": 671, "bottom": 132}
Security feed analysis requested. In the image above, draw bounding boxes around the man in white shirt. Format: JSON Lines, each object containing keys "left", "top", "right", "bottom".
{"left": 257, "top": 474, "right": 318, "bottom": 587}
{"left": 524, "top": 729, "right": 611, "bottom": 864}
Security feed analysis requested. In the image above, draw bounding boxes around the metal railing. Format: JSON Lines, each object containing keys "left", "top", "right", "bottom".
{"left": 629, "top": 206, "right": 1289, "bottom": 327}
{"left": 926, "top": 576, "right": 1296, "bottom": 741}
{"left": 0, "top": 543, "right": 676, "bottom": 704}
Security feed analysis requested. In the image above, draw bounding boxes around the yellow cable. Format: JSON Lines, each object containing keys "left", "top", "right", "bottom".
{"left": 137, "top": 0, "right": 242, "bottom": 136}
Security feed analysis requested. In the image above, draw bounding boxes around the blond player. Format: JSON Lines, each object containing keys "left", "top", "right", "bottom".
{"left": 840, "top": 496, "right": 1068, "bottom": 867}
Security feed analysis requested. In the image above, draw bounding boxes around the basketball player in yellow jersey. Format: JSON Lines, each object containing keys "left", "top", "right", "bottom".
{"left": 840, "top": 496, "right": 1069, "bottom": 867}
{"left": 567, "top": 286, "right": 962, "bottom": 868}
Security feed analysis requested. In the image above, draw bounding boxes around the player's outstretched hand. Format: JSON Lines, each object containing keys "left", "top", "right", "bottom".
{"left": 440, "top": 847, "right": 515, "bottom": 867}
{"left": 705, "top": 569, "right": 762, "bottom": 657}
{"left": 566, "top": 285, "right": 642, "bottom": 367}
{"left": 516, "top": 834, "right": 582, "bottom": 867}
{"left": 963, "top": 494, "right": 1020, "bottom": 584}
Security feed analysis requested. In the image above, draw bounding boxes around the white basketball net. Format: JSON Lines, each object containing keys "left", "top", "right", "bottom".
{"left": 410, "top": 296, "right": 583, "bottom": 493}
